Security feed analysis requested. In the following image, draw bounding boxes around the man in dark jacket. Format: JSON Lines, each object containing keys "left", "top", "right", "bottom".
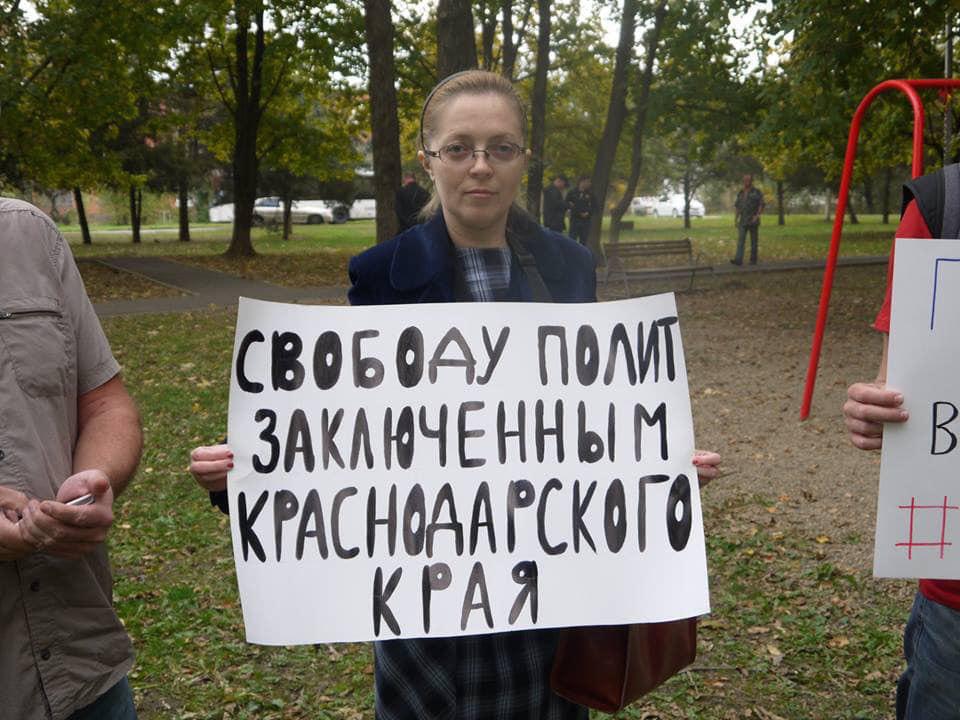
{"left": 732, "top": 174, "right": 765, "bottom": 265}
{"left": 542, "top": 174, "right": 568, "bottom": 232}
{"left": 395, "top": 171, "right": 430, "bottom": 231}
{"left": 565, "top": 175, "right": 595, "bottom": 245}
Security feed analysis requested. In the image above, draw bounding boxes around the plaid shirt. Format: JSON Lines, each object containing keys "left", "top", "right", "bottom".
{"left": 455, "top": 246, "right": 513, "bottom": 301}
{"left": 373, "top": 246, "right": 588, "bottom": 720}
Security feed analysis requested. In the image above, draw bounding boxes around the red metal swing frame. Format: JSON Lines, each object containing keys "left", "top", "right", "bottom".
{"left": 800, "top": 78, "right": 960, "bottom": 420}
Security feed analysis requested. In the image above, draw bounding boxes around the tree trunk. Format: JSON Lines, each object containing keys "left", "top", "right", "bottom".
{"left": 45, "top": 191, "right": 63, "bottom": 223}
{"left": 178, "top": 174, "right": 191, "bottom": 242}
{"left": 73, "top": 187, "right": 92, "bottom": 245}
{"left": 586, "top": 0, "right": 639, "bottom": 257}
{"left": 226, "top": 5, "right": 265, "bottom": 258}
{"left": 682, "top": 173, "right": 691, "bottom": 229}
{"left": 480, "top": 0, "right": 496, "bottom": 70}
{"left": 129, "top": 185, "right": 142, "bottom": 244}
{"left": 607, "top": 0, "right": 665, "bottom": 248}
{"left": 437, "top": 0, "right": 477, "bottom": 79}
{"left": 364, "top": 0, "right": 402, "bottom": 243}
{"left": 282, "top": 189, "right": 293, "bottom": 240}
{"left": 777, "top": 180, "right": 785, "bottom": 225}
{"left": 881, "top": 166, "right": 892, "bottom": 224}
{"left": 501, "top": 0, "right": 516, "bottom": 80}
{"left": 847, "top": 199, "right": 859, "bottom": 224}
{"left": 229, "top": 115, "right": 259, "bottom": 256}
{"left": 525, "top": 0, "right": 551, "bottom": 219}
{"left": 863, "top": 176, "right": 875, "bottom": 213}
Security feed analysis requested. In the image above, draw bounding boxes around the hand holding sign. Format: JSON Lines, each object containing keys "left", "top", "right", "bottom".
{"left": 192, "top": 445, "right": 721, "bottom": 497}
{"left": 190, "top": 444, "right": 233, "bottom": 492}
{"left": 843, "top": 381, "right": 909, "bottom": 451}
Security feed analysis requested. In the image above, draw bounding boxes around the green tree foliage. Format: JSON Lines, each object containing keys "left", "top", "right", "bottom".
{"left": 191, "top": 0, "right": 362, "bottom": 256}
{"left": 762, "top": 0, "right": 954, "bottom": 199}
{"left": 650, "top": 0, "right": 754, "bottom": 228}
{"left": 0, "top": 1, "right": 179, "bottom": 216}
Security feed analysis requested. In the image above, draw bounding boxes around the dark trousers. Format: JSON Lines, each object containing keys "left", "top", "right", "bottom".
{"left": 734, "top": 223, "right": 759, "bottom": 264}
{"left": 568, "top": 219, "right": 590, "bottom": 245}
{"left": 68, "top": 678, "right": 138, "bottom": 720}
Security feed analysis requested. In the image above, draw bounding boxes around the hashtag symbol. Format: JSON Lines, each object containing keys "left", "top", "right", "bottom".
{"left": 896, "top": 496, "right": 960, "bottom": 560}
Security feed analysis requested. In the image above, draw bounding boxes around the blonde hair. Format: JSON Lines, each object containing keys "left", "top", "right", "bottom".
{"left": 418, "top": 70, "right": 528, "bottom": 220}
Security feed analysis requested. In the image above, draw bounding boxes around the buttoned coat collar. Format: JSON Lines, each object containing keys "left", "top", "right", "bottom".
{"left": 388, "top": 209, "right": 569, "bottom": 303}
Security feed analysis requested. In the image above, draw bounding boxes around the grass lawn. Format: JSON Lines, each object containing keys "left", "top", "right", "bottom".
{"left": 99, "top": 259, "right": 911, "bottom": 719}
{"left": 619, "top": 213, "right": 894, "bottom": 263}
{"left": 71, "top": 213, "right": 896, "bottom": 295}
{"left": 66, "top": 220, "right": 376, "bottom": 259}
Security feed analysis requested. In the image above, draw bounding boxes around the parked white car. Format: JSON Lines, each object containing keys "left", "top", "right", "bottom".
{"left": 629, "top": 196, "right": 659, "bottom": 216}
{"left": 208, "top": 203, "right": 234, "bottom": 222}
{"left": 348, "top": 198, "right": 377, "bottom": 220}
{"left": 652, "top": 194, "right": 705, "bottom": 218}
{"left": 252, "top": 196, "right": 349, "bottom": 225}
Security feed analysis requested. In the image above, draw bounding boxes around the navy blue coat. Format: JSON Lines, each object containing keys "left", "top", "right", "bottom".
{"left": 349, "top": 209, "right": 597, "bottom": 720}
{"left": 348, "top": 210, "right": 596, "bottom": 305}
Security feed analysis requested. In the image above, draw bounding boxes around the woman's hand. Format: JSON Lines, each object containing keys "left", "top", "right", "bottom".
{"left": 189, "top": 444, "right": 233, "bottom": 492}
{"left": 692, "top": 450, "right": 721, "bottom": 488}
{"left": 843, "top": 381, "right": 908, "bottom": 451}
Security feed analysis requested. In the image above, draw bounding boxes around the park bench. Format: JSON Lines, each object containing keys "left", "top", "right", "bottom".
{"left": 601, "top": 238, "right": 713, "bottom": 293}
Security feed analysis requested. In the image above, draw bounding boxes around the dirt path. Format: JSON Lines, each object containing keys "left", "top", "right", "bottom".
{"left": 669, "top": 267, "right": 889, "bottom": 570}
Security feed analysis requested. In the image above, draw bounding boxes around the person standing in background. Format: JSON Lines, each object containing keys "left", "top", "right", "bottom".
{"left": 732, "top": 173, "right": 765, "bottom": 265}
{"left": 542, "top": 174, "right": 568, "bottom": 232}
{"left": 395, "top": 171, "right": 430, "bottom": 231}
{"left": 566, "top": 175, "right": 595, "bottom": 245}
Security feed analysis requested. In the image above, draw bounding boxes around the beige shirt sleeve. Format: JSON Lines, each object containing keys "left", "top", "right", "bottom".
{"left": 51, "top": 229, "right": 120, "bottom": 394}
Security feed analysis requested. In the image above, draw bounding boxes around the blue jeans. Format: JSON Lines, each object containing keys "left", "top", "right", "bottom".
{"left": 68, "top": 677, "right": 138, "bottom": 720}
{"left": 897, "top": 592, "right": 960, "bottom": 720}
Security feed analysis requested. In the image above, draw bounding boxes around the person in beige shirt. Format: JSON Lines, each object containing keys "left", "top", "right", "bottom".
{"left": 0, "top": 198, "right": 142, "bottom": 720}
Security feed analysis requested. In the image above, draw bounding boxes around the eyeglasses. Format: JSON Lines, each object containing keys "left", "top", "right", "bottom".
{"left": 424, "top": 142, "right": 526, "bottom": 165}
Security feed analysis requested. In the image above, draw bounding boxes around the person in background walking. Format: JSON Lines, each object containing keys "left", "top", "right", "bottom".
{"left": 395, "top": 171, "right": 430, "bottom": 231}
{"left": 542, "top": 174, "right": 568, "bottom": 232}
{"left": 732, "top": 173, "right": 765, "bottom": 265}
{"left": 566, "top": 175, "right": 595, "bottom": 245}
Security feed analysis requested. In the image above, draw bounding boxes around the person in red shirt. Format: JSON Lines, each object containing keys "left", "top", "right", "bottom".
{"left": 844, "top": 191, "right": 960, "bottom": 720}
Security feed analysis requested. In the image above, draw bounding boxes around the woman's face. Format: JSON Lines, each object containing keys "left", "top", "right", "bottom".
{"left": 420, "top": 92, "right": 526, "bottom": 240}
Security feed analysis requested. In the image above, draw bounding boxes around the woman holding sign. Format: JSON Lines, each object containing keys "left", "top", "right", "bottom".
{"left": 190, "top": 70, "right": 721, "bottom": 719}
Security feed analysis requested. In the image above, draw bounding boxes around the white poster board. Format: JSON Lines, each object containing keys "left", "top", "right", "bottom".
{"left": 227, "top": 295, "right": 709, "bottom": 644}
{"left": 875, "top": 238, "right": 960, "bottom": 578}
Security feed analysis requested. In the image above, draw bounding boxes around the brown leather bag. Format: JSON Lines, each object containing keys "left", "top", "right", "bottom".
{"left": 550, "top": 618, "right": 698, "bottom": 712}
